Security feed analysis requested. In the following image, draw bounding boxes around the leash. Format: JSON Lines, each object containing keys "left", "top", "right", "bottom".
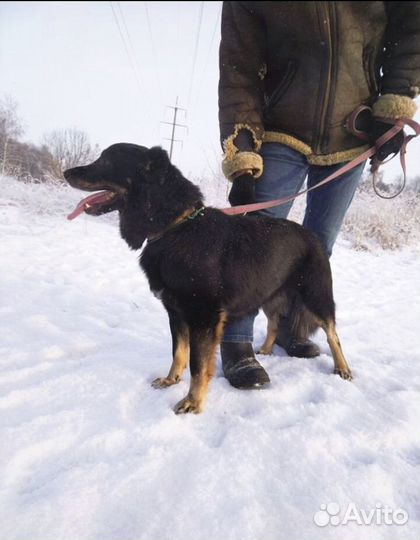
{"left": 221, "top": 109, "right": 420, "bottom": 216}
{"left": 371, "top": 115, "right": 420, "bottom": 198}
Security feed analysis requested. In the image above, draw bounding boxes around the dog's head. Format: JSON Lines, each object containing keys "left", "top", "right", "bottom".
{"left": 64, "top": 143, "right": 173, "bottom": 219}
{"left": 64, "top": 143, "right": 203, "bottom": 249}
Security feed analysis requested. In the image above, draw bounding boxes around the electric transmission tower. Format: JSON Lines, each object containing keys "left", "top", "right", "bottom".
{"left": 161, "top": 97, "right": 188, "bottom": 160}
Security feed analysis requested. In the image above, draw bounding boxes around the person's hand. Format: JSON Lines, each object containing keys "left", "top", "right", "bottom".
{"left": 228, "top": 172, "right": 255, "bottom": 206}
{"left": 369, "top": 119, "right": 404, "bottom": 162}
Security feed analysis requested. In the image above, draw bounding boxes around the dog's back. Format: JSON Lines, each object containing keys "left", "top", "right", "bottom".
{"left": 141, "top": 208, "right": 330, "bottom": 321}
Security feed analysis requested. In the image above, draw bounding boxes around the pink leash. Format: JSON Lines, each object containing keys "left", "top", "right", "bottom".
{"left": 220, "top": 112, "right": 420, "bottom": 216}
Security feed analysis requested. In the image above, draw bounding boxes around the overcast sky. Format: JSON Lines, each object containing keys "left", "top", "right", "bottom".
{"left": 1, "top": 1, "right": 419, "bottom": 184}
{"left": 0, "top": 1, "right": 223, "bottom": 179}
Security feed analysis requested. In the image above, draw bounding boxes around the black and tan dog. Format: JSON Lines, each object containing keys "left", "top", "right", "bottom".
{"left": 64, "top": 143, "right": 352, "bottom": 414}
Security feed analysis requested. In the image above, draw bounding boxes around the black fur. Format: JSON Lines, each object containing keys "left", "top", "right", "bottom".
{"left": 64, "top": 143, "right": 348, "bottom": 413}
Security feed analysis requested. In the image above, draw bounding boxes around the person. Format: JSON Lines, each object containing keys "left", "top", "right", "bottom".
{"left": 218, "top": 1, "right": 420, "bottom": 389}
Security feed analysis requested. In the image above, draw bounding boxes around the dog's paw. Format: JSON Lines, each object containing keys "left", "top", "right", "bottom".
{"left": 151, "top": 377, "right": 180, "bottom": 389}
{"left": 257, "top": 346, "right": 273, "bottom": 355}
{"left": 334, "top": 368, "right": 353, "bottom": 381}
{"left": 174, "top": 396, "right": 202, "bottom": 414}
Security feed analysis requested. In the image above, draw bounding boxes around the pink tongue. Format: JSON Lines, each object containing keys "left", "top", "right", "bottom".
{"left": 67, "top": 191, "right": 114, "bottom": 220}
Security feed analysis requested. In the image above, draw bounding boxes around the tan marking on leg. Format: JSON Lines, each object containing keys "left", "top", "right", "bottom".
{"left": 322, "top": 319, "right": 352, "bottom": 380}
{"left": 152, "top": 331, "right": 190, "bottom": 389}
{"left": 258, "top": 315, "right": 278, "bottom": 355}
{"left": 174, "top": 311, "right": 227, "bottom": 414}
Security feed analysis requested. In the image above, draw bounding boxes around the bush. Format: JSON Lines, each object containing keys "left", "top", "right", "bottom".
{"left": 287, "top": 175, "right": 420, "bottom": 251}
{"left": 341, "top": 189, "right": 419, "bottom": 251}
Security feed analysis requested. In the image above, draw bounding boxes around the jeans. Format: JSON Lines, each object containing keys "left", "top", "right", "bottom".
{"left": 222, "top": 142, "right": 366, "bottom": 343}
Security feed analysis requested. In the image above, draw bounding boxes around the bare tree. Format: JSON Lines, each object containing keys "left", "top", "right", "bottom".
{"left": 0, "top": 96, "right": 25, "bottom": 176}
{"left": 42, "top": 128, "right": 100, "bottom": 179}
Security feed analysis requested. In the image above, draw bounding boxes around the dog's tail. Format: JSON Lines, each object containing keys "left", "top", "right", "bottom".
{"left": 289, "top": 243, "right": 336, "bottom": 338}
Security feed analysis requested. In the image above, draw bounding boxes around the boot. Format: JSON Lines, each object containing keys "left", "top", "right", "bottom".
{"left": 221, "top": 342, "right": 270, "bottom": 389}
{"left": 275, "top": 321, "right": 320, "bottom": 358}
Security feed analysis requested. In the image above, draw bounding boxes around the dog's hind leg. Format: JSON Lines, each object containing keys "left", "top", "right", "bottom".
{"left": 299, "top": 309, "right": 352, "bottom": 380}
{"left": 258, "top": 315, "right": 279, "bottom": 355}
{"left": 152, "top": 309, "right": 189, "bottom": 389}
{"left": 174, "top": 310, "right": 227, "bottom": 414}
{"left": 297, "top": 249, "right": 352, "bottom": 380}
{"left": 259, "top": 292, "right": 288, "bottom": 355}
{"left": 320, "top": 319, "right": 352, "bottom": 380}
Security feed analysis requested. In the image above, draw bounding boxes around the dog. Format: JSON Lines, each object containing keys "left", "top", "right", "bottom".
{"left": 64, "top": 143, "right": 352, "bottom": 414}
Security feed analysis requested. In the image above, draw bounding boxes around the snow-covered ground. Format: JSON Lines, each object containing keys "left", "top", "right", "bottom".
{"left": 1, "top": 176, "right": 419, "bottom": 540}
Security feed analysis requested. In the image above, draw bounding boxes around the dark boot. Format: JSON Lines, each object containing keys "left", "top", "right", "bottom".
{"left": 221, "top": 342, "right": 270, "bottom": 389}
{"left": 275, "top": 317, "right": 320, "bottom": 358}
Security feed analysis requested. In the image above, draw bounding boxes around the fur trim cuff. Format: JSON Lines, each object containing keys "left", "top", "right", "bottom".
{"left": 222, "top": 151, "right": 263, "bottom": 181}
{"left": 222, "top": 124, "right": 263, "bottom": 161}
{"left": 373, "top": 94, "right": 417, "bottom": 119}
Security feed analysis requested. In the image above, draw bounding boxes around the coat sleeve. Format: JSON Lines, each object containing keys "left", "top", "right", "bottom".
{"left": 218, "top": 1, "right": 266, "bottom": 180}
{"left": 373, "top": 1, "right": 420, "bottom": 119}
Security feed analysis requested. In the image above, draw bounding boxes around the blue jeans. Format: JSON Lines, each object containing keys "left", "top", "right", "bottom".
{"left": 222, "top": 142, "right": 366, "bottom": 343}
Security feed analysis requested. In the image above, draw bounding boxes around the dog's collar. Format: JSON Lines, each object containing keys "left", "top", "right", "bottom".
{"left": 147, "top": 206, "right": 205, "bottom": 245}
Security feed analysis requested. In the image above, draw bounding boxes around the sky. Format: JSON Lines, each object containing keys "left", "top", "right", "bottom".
{"left": 0, "top": 1, "right": 223, "bottom": 179}
{"left": 1, "top": 1, "right": 419, "bottom": 183}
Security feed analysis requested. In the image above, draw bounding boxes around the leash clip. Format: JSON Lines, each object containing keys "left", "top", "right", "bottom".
{"left": 188, "top": 207, "right": 205, "bottom": 220}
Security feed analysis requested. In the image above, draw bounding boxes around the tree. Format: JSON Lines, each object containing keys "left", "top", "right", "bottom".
{"left": 0, "top": 96, "right": 25, "bottom": 176}
{"left": 42, "top": 128, "right": 100, "bottom": 179}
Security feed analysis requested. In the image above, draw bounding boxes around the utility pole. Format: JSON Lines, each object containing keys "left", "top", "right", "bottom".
{"left": 161, "top": 97, "right": 188, "bottom": 160}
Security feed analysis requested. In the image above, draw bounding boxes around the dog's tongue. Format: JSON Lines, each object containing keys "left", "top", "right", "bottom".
{"left": 67, "top": 191, "right": 114, "bottom": 220}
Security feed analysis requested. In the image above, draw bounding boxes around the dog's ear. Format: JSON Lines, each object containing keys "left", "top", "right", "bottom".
{"left": 138, "top": 146, "right": 170, "bottom": 184}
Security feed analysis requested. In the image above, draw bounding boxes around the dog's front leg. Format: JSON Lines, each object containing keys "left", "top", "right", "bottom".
{"left": 174, "top": 310, "right": 227, "bottom": 414}
{"left": 152, "top": 308, "right": 190, "bottom": 389}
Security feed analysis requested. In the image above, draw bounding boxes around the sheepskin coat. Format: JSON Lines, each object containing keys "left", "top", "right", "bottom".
{"left": 219, "top": 1, "right": 420, "bottom": 179}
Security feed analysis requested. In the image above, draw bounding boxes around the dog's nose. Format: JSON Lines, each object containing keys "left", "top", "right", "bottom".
{"left": 63, "top": 169, "right": 72, "bottom": 180}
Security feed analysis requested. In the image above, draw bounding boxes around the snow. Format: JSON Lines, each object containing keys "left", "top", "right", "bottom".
{"left": 1, "top": 176, "right": 419, "bottom": 540}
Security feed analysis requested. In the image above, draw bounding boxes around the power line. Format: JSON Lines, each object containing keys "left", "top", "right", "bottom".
{"left": 187, "top": 1, "right": 204, "bottom": 109}
{"left": 175, "top": 2, "right": 181, "bottom": 98}
{"left": 109, "top": 1, "right": 144, "bottom": 94}
{"left": 191, "top": 3, "right": 222, "bottom": 116}
{"left": 110, "top": 1, "right": 160, "bottom": 137}
{"left": 201, "top": 4, "right": 222, "bottom": 84}
{"left": 116, "top": 1, "right": 145, "bottom": 85}
{"left": 144, "top": 2, "right": 163, "bottom": 104}
{"left": 185, "top": 2, "right": 222, "bottom": 181}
